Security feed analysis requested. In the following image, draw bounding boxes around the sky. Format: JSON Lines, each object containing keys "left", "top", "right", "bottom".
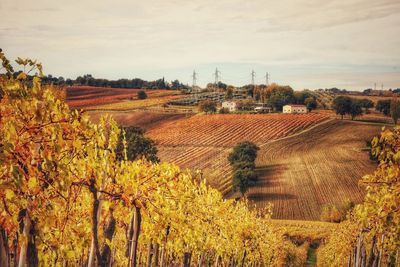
{"left": 0, "top": 0, "right": 399, "bottom": 90}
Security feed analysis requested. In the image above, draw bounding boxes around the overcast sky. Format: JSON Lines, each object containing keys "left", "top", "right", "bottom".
{"left": 1, "top": 0, "right": 399, "bottom": 90}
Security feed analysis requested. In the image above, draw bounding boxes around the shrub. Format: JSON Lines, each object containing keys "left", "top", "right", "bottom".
{"left": 137, "top": 90, "right": 147, "bottom": 100}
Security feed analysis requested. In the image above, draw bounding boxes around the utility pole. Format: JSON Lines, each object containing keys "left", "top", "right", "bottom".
{"left": 265, "top": 72, "right": 269, "bottom": 86}
{"left": 214, "top": 68, "right": 221, "bottom": 84}
{"left": 251, "top": 70, "right": 256, "bottom": 85}
{"left": 374, "top": 83, "right": 377, "bottom": 90}
{"left": 192, "top": 70, "right": 197, "bottom": 87}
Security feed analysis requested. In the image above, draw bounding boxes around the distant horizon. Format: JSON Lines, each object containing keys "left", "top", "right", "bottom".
{"left": 1, "top": 0, "right": 399, "bottom": 91}
{"left": 59, "top": 71, "right": 398, "bottom": 92}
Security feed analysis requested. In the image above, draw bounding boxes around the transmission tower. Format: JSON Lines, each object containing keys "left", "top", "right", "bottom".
{"left": 214, "top": 68, "right": 221, "bottom": 84}
{"left": 192, "top": 70, "right": 197, "bottom": 87}
{"left": 265, "top": 72, "right": 269, "bottom": 86}
{"left": 251, "top": 70, "right": 256, "bottom": 85}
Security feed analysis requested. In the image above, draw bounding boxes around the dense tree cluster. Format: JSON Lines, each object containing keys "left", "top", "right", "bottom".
{"left": 332, "top": 96, "right": 372, "bottom": 120}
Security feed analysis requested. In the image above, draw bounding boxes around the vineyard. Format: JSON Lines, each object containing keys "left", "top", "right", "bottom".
{"left": 147, "top": 113, "right": 329, "bottom": 147}
{"left": 251, "top": 120, "right": 382, "bottom": 220}
{"left": 1, "top": 53, "right": 399, "bottom": 267}
{"left": 1, "top": 59, "right": 305, "bottom": 267}
{"left": 87, "top": 111, "right": 188, "bottom": 130}
{"left": 147, "top": 113, "right": 329, "bottom": 195}
{"left": 147, "top": 115, "right": 384, "bottom": 220}
{"left": 66, "top": 86, "right": 183, "bottom": 109}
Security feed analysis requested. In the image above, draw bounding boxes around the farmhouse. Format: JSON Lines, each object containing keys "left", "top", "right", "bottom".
{"left": 254, "top": 103, "right": 272, "bottom": 113}
{"left": 283, "top": 104, "right": 307, "bottom": 114}
{"left": 221, "top": 101, "right": 237, "bottom": 112}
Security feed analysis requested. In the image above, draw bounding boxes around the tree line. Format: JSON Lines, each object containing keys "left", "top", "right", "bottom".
{"left": 2, "top": 69, "right": 189, "bottom": 90}
{"left": 332, "top": 95, "right": 400, "bottom": 123}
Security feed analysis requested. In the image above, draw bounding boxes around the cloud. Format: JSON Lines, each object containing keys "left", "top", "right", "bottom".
{"left": 0, "top": 0, "right": 399, "bottom": 90}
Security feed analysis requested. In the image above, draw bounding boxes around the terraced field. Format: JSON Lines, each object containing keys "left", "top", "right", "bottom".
{"left": 249, "top": 120, "right": 382, "bottom": 220}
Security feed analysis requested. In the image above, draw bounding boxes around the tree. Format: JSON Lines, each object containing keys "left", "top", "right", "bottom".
{"left": 216, "top": 81, "right": 227, "bottom": 90}
{"left": 170, "top": 79, "right": 185, "bottom": 90}
{"left": 332, "top": 96, "right": 352, "bottom": 119}
{"left": 358, "top": 98, "right": 374, "bottom": 113}
{"left": 116, "top": 126, "right": 159, "bottom": 162}
{"left": 236, "top": 99, "right": 254, "bottom": 111}
{"left": 228, "top": 142, "right": 259, "bottom": 196}
{"left": 198, "top": 100, "right": 217, "bottom": 113}
{"left": 232, "top": 169, "right": 257, "bottom": 196}
{"left": 137, "top": 90, "right": 147, "bottom": 100}
{"left": 266, "top": 84, "right": 296, "bottom": 111}
{"left": 376, "top": 99, "right": 391, "bottom": 116}
{"left": 225, "top": 86, "right": 233, "bottom": 100}
{"left": 390, "top": 97, "right": 400, "bottom": 124}
{"left": 304, "top": 97, "right": 317, "bottom": 112}
{"left": 349, "top": 100, "right": 363, "bottom": 120}
{"left": 295, "top": 91, "right": 313, "bottom": 105}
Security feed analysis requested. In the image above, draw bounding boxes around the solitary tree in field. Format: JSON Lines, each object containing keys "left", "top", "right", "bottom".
{"left": 137, "top": 90, "right": 147, "bottom": 100}
{"left": 228, "top": 142, "right": 259, "bottom": 196}
{"left": 332, "top": 96, "right": 352, "bottom": 119}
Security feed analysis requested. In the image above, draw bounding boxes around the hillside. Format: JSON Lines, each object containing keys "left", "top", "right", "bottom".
{"left": 146, "top": 113, "right": 329, "bottom": 192}
{"left": 87, "top": 110, "right": 188, "bottom": 131}
{"left": 250, "top": 120, "right": 381, "bottom": 220}
{"left": 144, "top": 116, "right": 383, "bottom": 220}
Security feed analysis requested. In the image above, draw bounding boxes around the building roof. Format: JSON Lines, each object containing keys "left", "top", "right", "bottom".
{"left": 285, "top": 104, "right": 306, "bottom": 107}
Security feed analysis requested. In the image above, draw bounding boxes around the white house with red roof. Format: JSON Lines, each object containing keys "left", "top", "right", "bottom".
{"left": 283, "top": 104, "right": 307, "bottom": 114}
